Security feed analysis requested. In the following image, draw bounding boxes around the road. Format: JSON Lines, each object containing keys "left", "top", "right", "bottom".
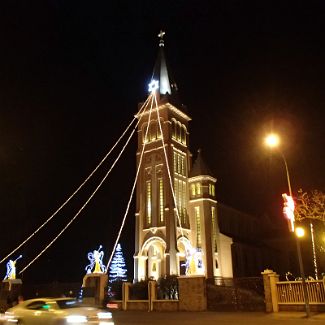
{"left": 1, "top": 311, "right": 324, "bottom": 324}
{"left": 112, "top": 311, "right": 325, "bottom": 325}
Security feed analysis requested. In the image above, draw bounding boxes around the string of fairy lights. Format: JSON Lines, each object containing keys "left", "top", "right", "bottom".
{"left": 105, "top": 90, "right": 156, "bottom": 272}
{"left": 105, "top": 82, "right": 187, "bottom": 272}
{"left": 0, "top": 96, "right": 151, "bottom": 267}
{"left": 18, "top": 95, "right": 152, "bottom": 274}
{"left": 154, "top": 94, "right": 185, "bottom": 238}
{"left": 2, "top": 80, "right": 187, "bottom": 276}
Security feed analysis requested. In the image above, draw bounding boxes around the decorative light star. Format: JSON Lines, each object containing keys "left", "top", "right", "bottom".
{"left": 148, "top": 80, "right": 159, "bottom": 93}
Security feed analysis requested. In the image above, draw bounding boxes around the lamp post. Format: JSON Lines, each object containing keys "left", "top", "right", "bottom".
{"left": 264, "top": 133, "right": 310, "bottom": 317}
{"left": 295, "top": 227, "right": 310, "bottom": 317}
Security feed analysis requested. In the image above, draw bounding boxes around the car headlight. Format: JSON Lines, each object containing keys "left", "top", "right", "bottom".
{"left": 65, "top": 315, "right": 88, "bottom": 323}
{"left": 4, "top": 312, "right": 18, "bottom": 322}
{"left": 97, "top": 312, "right": 112, "bottom": 319}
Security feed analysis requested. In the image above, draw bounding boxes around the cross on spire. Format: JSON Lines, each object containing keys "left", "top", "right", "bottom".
{"left": 158, "top": 30, "right": 165, "bottom": 47}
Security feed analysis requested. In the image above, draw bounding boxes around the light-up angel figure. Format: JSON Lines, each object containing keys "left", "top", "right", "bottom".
{"left": 4, "top": 255, "right": 22, "bottom": 280}
{"left": 85, "top": 245, "right": 106, "bottom": 274}
{"left": 185, "top": 248, "right": 198, "bottom": 275}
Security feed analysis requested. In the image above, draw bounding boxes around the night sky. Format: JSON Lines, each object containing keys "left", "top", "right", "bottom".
{"left": 0, "top": 0, "right": 324, "bottom": 283}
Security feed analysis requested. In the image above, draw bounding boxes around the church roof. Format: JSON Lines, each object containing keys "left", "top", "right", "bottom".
{"left": 189, "top": 149, "right": 214, "bottom": 178}
{"left": 152, "top": 31, "right": 177, "bottom": 96}
{"left": 151, "top": 31, "right": 187, "bottom": 112}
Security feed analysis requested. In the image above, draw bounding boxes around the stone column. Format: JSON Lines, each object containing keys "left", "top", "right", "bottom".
{"left": 178, "top": 276, "right": 207, "bottom": 311}
{"left": 1, "top": 279, "right": 22, "bottom": 309}
{"left": 269, "top": 273, "right": 279, "bottom": 312}
{"left": 148, "top": 280, "right": 157, "bottom": 311}
{"left": 261, "top": 269, "right": 279, "bottom": 312}
{"left": 122, "top": 282, "right": 131, "bottom": 311}
{"left": 82, "top": 273, "right": 108, "bottom": 307}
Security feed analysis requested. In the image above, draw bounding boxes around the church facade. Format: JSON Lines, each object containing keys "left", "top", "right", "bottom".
{"left": 133, "top": 35, "right": 233, "bottom": 281}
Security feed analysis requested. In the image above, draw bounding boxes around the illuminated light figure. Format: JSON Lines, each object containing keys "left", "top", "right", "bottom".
{"left": 85, "top": 245, "right": 106, "bottom": 274}
{"left": 282, "top": 193, "right": 295, "bottom": 232}
{"left": 4, "top": 255, "right": 22, "bottom": 280}
{"left": 148, "top": 79, "right": 159, "bottom": 93}
{"left": 184, "top": 248, "right": 199, "bottom": 275}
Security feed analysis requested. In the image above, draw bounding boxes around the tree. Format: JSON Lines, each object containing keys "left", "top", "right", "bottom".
{"left": 295, "top": 190, "right": 325, "bottom": 222}
{"left": 295, "top": 189, "right": 325, "bottom": 279}
{"left": 109, "top": 243, "right": 127, "bottom": 283}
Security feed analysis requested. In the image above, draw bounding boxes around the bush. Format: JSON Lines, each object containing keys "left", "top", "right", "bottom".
{"left": 157, "top": 275, "right": 178, "bottom": 300}
{"left": 130, "top": 280, "right": 149, "bottom": 300}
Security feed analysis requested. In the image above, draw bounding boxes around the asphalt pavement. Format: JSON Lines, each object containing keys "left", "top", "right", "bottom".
{"left": 112, "top": 311, "right": 325, "bottom": 325}
{"left": 1, "top": 311, "right": 325, "bottom": 324}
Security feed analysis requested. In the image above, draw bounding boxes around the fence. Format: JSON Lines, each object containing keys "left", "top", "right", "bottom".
{"left": 277, "top": 280, "right": 325, "bottom": 305}
{"left": 262, "top": 269, "right": 325, "bottom": 312}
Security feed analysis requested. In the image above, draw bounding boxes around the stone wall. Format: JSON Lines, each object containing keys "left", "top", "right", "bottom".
{"left": 178, "top": 276, "right": 207, "bottom": 311}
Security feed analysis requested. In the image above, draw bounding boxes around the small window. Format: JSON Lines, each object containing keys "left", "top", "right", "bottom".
{"left": 171, "top": 119, "right": 176, "bottom": 139}
{"left": 149, "top": 123, "right": 157, "bottom": 142}
{"left": 26, "top": 301, "right": 47, "bottom": 310}
{"left": 191, "top": 184, "right": 196, "bottom": 196}
{"left": 176, "top": 122, "right": 181, "bottom": 141}
{"left": 181, "top": 125, "right": 187, "bottom": 144}
{"left": 196, "top": 183, "right": 201, "bottom": 195}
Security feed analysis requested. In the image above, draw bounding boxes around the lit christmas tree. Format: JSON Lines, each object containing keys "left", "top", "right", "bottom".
{"left": 109, "top": 243, "right": 127, "bottom": 282}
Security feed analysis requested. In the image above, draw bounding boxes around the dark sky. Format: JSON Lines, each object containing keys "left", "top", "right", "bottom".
{"left": 0, "top": 0, "right": 324, "bottom": 283}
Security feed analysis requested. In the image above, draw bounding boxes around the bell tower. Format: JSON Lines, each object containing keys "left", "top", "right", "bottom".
{"left": 133, "top": 32, "right": 234, "bottom": 281}
{"left": 134, "top": 32, "right": 192, "bottom": 281}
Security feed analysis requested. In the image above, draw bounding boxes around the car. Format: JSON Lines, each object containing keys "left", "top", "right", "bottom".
{"left": 4, "top": 297, "right": 114, "bottom": 324}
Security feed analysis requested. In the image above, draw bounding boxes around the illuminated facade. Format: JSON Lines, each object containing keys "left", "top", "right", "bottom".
{"left": 134, "top": 34, "right": 233, "bottom": 281}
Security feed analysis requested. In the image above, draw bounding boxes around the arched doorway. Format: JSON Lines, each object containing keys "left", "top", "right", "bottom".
{"left": 177, "top": 237, "right": 191, "bottom": 275}
{"left": 140, "top": 237, "right": 166, "bottom": 280}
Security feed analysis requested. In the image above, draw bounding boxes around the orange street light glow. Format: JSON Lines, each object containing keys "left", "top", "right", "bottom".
{"left": 295, "top": 227, "right": 305, "bottom": 238}
{"left": 265, "top": 133, "right": 280, "bottom": 148}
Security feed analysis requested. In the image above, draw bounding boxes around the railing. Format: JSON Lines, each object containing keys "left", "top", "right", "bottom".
{"left": 276, "top": 280, "right": 325, "bottom": 305}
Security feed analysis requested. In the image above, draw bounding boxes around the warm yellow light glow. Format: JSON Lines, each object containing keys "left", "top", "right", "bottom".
{"left": 265, "top": 133, "right": 280, "bottom": 148}
{"left": 295, "top": 227, "right": 305, "bottom": 238}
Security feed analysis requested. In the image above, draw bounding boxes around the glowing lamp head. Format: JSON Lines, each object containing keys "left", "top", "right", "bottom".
{"left": 148, "top": 79, "right": 159, "bottom": 93}
{"left": 265, "top": 133, "right": 280, "bottom": 148}
{"left": 295, "top": 227, "right": 305, "bottom": 238}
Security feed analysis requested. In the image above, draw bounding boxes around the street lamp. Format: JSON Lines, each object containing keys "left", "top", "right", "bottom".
{"left": 264, "top": 133, "right": 310, "bottom": 317}
{"left": 295, "top": 227, "right": 310, "bottom": 317}
{"left": 264, "top": 134, "right": 293, "bottom": 197}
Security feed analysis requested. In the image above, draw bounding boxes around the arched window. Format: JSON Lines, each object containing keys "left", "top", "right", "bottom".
{"left": 181, "top": 125, "right": 187, "bottom": 144}
{"left": 176, "top": 122, "right": 181, "bottom": 142}
{"left": 191, "top": 184, "right": 196, "bottom": 196}
{"left": 171, "top": 119, "right": 176, "bottom": 139}
{"left": 196, "top": 183, "right": 201, "bottom": 195}
{"left": 142, "top": 123, "right": 148, "bottom": 143}
{"left": 149, "top": 122, "right": 157, "bottom": 142}
{"left": 157, "top": 119, "right": 162, "bottom": 139}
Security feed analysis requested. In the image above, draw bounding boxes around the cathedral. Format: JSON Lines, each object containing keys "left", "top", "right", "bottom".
{"left": 133, "top": 34, "right": 233, "bottom": 281}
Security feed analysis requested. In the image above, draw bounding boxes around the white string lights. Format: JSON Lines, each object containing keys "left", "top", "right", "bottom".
{"left": 154, "top": 94, "right": 185, "bottom": 238}
{"left": 8, "top": 79, "right": 187, "bottom": 276}
{"left": 105, "top": 86, "right": 187, "bottom": 271}
{"left": 105, "top": 93, "right": 155, "bottom": 271}
{"left": 17, "top": 98, "right": 151, "bottom": 274}
{"left": 0, "top": 101, "right": 147, "bottom": 266}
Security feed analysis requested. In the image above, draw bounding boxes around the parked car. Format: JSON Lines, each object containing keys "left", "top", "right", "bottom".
{"left": 4, "top": 297, "right": 114, "bottom": 324}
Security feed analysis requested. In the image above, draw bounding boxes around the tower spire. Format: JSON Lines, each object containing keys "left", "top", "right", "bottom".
{"left": 153, "top": 30, "right": 172, "bottom": 95}
{"left": 158, "top": 30, "right": 165, "bottom": 47}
